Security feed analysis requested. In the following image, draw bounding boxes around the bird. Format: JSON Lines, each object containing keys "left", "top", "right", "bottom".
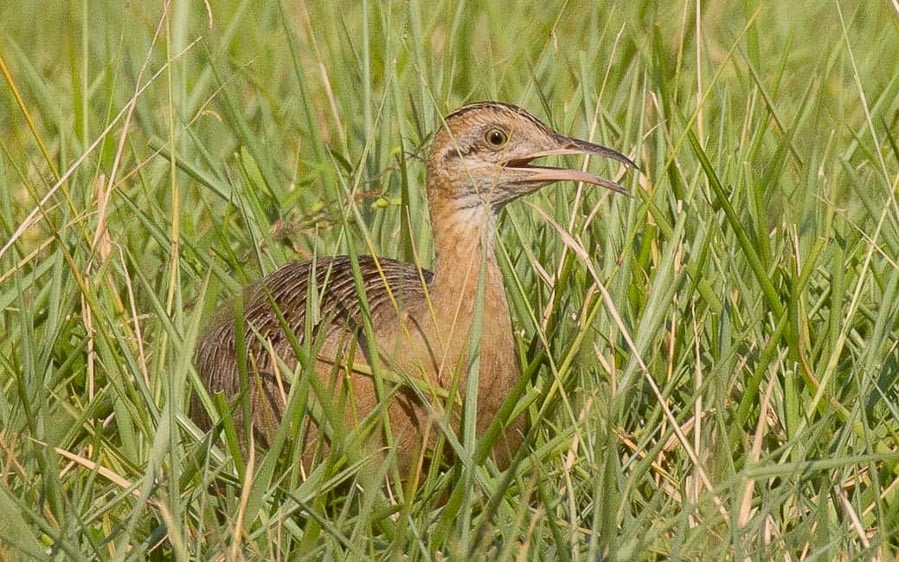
{"left": 193, "top": 101, "right": 634, "bottom": 475}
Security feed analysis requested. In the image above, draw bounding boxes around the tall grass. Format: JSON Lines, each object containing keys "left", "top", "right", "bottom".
{"left": 1, "top": 0, "right": 898, "bottom": 560}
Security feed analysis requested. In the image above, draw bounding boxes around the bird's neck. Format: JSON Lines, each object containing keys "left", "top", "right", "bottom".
{"left": 428, "top": 197, "right": 500, "bottom": 304}
{"left": 426, "top": 170, "right": 498, "bottom": 256}
{"left": 411, "top": 178, "right": 518, "bottom": 414}
{"left": 422, "top": 192, "right": 517, "bottom": 413}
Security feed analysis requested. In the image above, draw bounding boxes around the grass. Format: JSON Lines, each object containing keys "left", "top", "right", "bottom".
{"left": 1, "top": 0, "right": 898, "bottom": 559}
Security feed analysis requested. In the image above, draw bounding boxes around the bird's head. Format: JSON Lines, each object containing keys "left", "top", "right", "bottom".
{"left": 427, "top": 102, "right": 635, "bottom": 214}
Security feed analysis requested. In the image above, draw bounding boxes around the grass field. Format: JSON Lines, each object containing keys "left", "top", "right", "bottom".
{"left": 2, "top": 0, "right": 898, "bottom": 560}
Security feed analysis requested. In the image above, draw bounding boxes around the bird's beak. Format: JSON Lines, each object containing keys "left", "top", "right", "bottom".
{"left": 501, "top": 135, "right": 636, "bottom": 197}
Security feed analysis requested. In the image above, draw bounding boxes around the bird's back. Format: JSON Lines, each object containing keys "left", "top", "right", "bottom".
{"left": 193, "top": 255, "right": 433, "bottom": 447}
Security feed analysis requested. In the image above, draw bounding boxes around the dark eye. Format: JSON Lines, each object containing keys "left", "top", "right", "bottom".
{"left": 486, "top": 128, "right": 508, "bottom": 147}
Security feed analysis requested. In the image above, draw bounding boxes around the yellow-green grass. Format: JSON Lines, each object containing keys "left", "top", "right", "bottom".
{"left": 1, "top": 1, "right": 898, "bottom": 560}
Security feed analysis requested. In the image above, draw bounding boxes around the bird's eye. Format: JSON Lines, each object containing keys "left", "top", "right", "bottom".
{"left": 486, "top": 128, "right": 508, "bottom": 147}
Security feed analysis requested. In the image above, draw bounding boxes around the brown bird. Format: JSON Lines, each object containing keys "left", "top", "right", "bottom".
{"left": 193, "top": 101, "right": 634, "bottom": 474}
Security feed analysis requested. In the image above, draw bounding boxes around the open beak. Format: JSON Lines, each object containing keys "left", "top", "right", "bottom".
{"left": 503, "top": 136, "right": 636, "bottom": 197}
